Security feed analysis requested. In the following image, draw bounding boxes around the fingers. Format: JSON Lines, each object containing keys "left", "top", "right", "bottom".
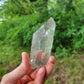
{"left": 49, "top": 56, "right": 55, "bottom": 64}
{"left": 29, "top": 56, "right": 55, "bottom": 82}
{"left": 45, "top": 63, "right": 54, "bottom": 77}
{"left": 20, "top": 69, "right": 39, "bottom": 84}
{"left": 34, "top": 67, "right": 45, "bottom": 84}
{"left": 22, "top": 52, "right": 30, "bottom": 66}
{"left": 1, "top": 52, "right": 30, "bottom": 84}
{"left": 44, "top": 56, "right": 55, "bottom": 79}
{"left": 27, "top": 81, "right": 34, "bottom": 84}
{"left": 21, "top": 75, "right": 32, "bottom": 84}
{"left": 30, "top": 69, "right": 39, "bottom": 79}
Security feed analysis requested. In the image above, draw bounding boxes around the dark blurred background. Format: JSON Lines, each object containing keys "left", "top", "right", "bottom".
{"left": 0, "top": 0, "right": 84, "bottom": 84}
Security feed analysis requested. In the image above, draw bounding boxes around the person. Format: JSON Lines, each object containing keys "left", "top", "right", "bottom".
{"left": 1, "top": 52, "right": 55, "bottom": 84}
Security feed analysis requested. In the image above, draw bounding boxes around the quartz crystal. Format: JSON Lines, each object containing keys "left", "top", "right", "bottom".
{"left": 30, "top": 17, "right": 56, "bottom": 68}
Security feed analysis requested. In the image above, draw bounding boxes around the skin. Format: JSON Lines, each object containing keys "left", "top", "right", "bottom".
{"left": 1, "top": 52, "right": 55, "bottom": 84}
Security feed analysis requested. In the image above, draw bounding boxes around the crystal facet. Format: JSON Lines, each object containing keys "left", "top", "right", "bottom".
{"left": 30, "top": 17, "right": 56, "bottom": 68}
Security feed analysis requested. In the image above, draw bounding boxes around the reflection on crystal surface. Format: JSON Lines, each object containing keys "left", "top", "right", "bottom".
{"left": 30, "top": 17, "right": 56, "bottom": 68}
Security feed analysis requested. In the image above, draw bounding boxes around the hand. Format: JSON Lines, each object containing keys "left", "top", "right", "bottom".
{"left": 1, "top": 52, "right": 55, "bottom": 84}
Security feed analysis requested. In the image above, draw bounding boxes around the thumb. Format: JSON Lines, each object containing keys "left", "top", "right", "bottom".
{"left": 1, "top": 52, "right": 31, "bottom": 84}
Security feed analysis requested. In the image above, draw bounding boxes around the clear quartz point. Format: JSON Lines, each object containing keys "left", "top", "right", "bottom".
{"left": 30, "top": 17, "right": 56, "bottom": 68}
